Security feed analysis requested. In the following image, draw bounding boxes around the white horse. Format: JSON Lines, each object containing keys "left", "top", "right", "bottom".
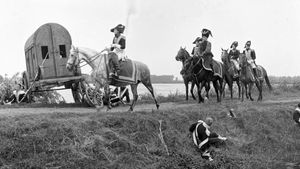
{"left": 66, "top": 46, "right": 159, "bottom": 111}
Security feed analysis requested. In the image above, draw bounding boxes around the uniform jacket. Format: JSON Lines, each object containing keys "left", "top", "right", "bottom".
{"left": 229, "top": 49, "right": 240, "bottom": 60}
{"left": 243, "top": 49, "right": 256, "bottom": 60}
{"left": 198, "top": 40, "right": 212, "bottom": 57}
{"left": 111, "top": 35, "right": 126, "bottom": 51}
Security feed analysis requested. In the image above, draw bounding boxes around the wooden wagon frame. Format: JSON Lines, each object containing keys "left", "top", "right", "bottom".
{"left": 22, "top": 23, "right": 87, "bottom": 104}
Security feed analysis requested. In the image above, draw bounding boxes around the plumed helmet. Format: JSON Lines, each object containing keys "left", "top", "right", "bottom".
{"left": 201, "top": 28, "right": 213, "bottom": 38}
{"left": 205, "top": 117, "right": 213, "bottom": 126}
{"left": 110, "top": 24, "right": 125, "bottom": 34}
{"left": 231, "top": 41, "right": 238, "bottom": 48}
{"left": 193, "top": 37, "right": 202, "bottom": 44}
{"left": 244, "top": 40, "right": 251, "bottom": 48}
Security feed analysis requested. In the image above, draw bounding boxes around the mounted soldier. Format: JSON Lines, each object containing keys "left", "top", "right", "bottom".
{"left": 228, "top": 41, "right": 240, "bottom": 77}
{"left": 196, "top": 28, "right": 214, "bottom": 72}
{"left": 107, "top": 24, "right": 126, "bottom": 78}
{"left": 191, "top": 37, "right": 201, "bottom": 57}
{"left": 243, "top": 41, "right": 258, "bottom": 79}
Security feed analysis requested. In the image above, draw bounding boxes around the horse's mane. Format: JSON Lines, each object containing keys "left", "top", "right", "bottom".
{"left": 77, "top": 47, "right": 99, "bottom": 57}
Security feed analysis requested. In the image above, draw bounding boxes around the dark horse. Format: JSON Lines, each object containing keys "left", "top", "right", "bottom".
{"left": 175, "top": 47, "right": 210, "bottom": 100}
{"left": 176, "top": 48, "right": 223, "bottom": 103}
{"left": 221, "top": 49, "right": 241, "bottom": 99}
{"left": 239, "top": 53, "right": 272, "bottom": 101}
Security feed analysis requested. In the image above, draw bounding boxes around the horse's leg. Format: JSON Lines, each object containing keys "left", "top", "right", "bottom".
{"left": 222, "top": 80, "right": 226, "bottom": 98}
{"left": 142, "top": 81, "right": 160, "bottom": 110}
{"left": 197, "top": 80, "right": 204, "bottom": 103}
{"left": 103, "top": 84, "right": 111, "bottom": 110}
{"left": 184, "top": 78, "right": 189, "bottom": 101}
{"left": 245, "top": 83, "right": 249, "bottom": 99}
{"left": 218, "top": 78, "right": 223, "bottom": 102}
{"left": 129, "top": 84, "right": 138, "bottom": 111}
{"left": 241, "top": 82, "right": 245, "bottom": 102}
{"left": 248, "top": 83, "right": 254, "bottom": 101}
{"left": 205, "top": 81, "right": 210, "bottom": 99}
{"left": 237, "top": 79, "right": 241, "bottom": 99}
{"left": 255, "top": 80, "right": 263, "bottom": 101}
{"left": 212, "top": 80, "right": 221, "bottom": 102}
{"left": 191, "top": 80, "right": 196, "bottom": 100}
{"left": 229, "top": 81, "right": 233, "bottom": 99}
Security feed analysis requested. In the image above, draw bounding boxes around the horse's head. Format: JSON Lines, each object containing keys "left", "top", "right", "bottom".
{"left": 175, "top": 47, "right": 190, "bottom": 62}
{"left": 66, "top": 45, "right": 80, "bottom": 71}
{"left": 239, "top": 53, "right": 248, "bottom": 68}
{"left": 221, "top": 48, "right": 229, "bottom": 63}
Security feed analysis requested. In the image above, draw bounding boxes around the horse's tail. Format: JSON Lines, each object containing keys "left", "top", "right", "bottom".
{"left": 261, "top": 66, "right": 273, "bottom": 91}
{"left": 264, "top": 73, "right": 273, "bottom": 91}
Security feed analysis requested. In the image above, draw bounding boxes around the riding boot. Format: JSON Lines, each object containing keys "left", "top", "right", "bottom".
{"left": 253, "top": 68, "right": 258, "bottom": 81}
{"left": 110, "top": 54, "right": 120, "bottom": 78}
{"left": 210, "top": 63, "right": 215, "bottom": 74}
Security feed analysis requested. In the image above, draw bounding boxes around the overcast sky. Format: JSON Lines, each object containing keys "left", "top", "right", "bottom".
{"left": 0, "top": 0, "right": 300, "bottom": 78}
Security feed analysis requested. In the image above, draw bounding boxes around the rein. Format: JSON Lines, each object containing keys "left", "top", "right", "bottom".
{"left": 76, "top": 49, "right": 107, "bottom": 68}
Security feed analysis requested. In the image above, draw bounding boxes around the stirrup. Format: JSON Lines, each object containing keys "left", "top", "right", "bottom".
{"left": 109, "top": 72, "right": 119, "bottom": 79}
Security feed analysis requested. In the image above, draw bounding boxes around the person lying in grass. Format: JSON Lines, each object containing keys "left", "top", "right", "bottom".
{"left": 189, "top": 117, "right": 227, "bottom": 161}
{"left": 293, "top": 103, "right": 300, "bottom": 124}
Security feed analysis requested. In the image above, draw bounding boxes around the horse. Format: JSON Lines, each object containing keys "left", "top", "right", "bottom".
{"left": 220, "top": 49, "right": 241, "bottom": 99}
{"left": 176, "top": 47, "right": 223, "bottom": 103}
{"left": 175, "top": 47, "right": 210, "bottom": 100}
{"left": 239, "top": 53, "right": 263, "bottom": 101}
{"left": 66, "top": 46, "right": 159, "bottom": 111}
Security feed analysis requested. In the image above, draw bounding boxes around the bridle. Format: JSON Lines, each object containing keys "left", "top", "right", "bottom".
{"left": 67, "top": 48, "right": 107, "bottom": 69}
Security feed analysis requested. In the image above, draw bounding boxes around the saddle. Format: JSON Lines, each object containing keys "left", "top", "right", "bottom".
{"left": 108, "top": 58, "right": 137, "bottom": 84}
{"left": 199, "top": 55, "right": 223, "bottom": 78}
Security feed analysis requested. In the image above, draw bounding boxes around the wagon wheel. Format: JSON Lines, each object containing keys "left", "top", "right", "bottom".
{"left": 71, "top": 81, "right": 84, "bottom": 103}
{"left": 82, "top": 83, "right": 104, "bottom": 107}
{"left": 21, "top": 71, "right": 32, "bottom": 102}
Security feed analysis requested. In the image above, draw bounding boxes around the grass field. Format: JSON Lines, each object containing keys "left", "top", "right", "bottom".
{"left": 0, "top": 85, "right": 299, "bottom": 169}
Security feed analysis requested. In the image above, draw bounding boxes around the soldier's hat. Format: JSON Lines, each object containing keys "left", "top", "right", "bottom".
{"left": 201, "top": 28, "right": 213, "bottom": 38}
{"left": 110, "top": 24, "right": 125, "bottom": 34}
{"left": 244, "top": 41, "right": 251, "bottom": 48}
{"left": 231, "top": 41, "right": 238, "bottom": 48}
{"left": 193, "top": 37, "right": 202, "bottom": 44}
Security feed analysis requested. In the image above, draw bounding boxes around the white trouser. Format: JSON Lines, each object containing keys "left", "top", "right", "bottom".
{"left": 247, "top": 59, "right": 256, "bottom": 69}
{"left": 113, "top": 48, "right": 126, "bottom": 60}
{"left": 230, "top": 59, "right": 240, "bottom": 70}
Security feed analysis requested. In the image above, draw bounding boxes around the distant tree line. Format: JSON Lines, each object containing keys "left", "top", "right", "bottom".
{"left": 268, "top": 76, "right": 300, "bottom": 84}
{"left": 150, "top": 75, "right": 182, "bottom": 83}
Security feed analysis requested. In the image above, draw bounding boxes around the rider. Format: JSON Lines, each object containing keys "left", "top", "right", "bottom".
{"left": 191, "top": 37, "right": 201, "bottom": 57}
{"left": 243, "top": 41, "right": 258, "bottom": 79}
{"left": 228, "top": 41, "right": 240, "bottom": 77}
{"left": 197, "top": 28, "right": 214, "bottom": 72}
{"left": 107, "top": 24, "right": 126, "bottom": 78}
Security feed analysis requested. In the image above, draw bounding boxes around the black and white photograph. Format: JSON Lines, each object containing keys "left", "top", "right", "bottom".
{"left": 0, "top": 0, "right": 299, "bottom": 168}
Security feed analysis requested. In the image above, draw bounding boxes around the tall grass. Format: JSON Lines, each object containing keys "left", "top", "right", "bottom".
{"left": 0, "top": 73, "right": 65, "bottom": 104}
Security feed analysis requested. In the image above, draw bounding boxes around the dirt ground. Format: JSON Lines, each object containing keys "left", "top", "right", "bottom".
{"left": 0, "top": 96, "right": 299, "bottom": 117}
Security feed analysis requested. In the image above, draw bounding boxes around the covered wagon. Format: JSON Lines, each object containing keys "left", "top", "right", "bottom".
{"left": 22, "top": 23, "right": 84, "bottom": 103}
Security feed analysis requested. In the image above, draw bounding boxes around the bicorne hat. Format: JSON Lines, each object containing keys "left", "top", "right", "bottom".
{"left": 110, "top": 24, "right": 125, "bottom": 34}
{"left": 244, "top": 41, "right": 251, "bottom": 48}
{"left": 231, "top": 41, "right": 238, "bottom": 48}
{"left": 201, "top": 28, "right": 213, "bottom": 38}
{"left": 193, "top": 37, "right": 202, "bottom": 44}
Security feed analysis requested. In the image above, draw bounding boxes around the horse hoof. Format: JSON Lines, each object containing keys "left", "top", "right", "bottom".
{"left": 156, "top": 104, "right": 160, "bottom": 110}
{"left": 128, "top": 108, "right": 133, "bottom": 112}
